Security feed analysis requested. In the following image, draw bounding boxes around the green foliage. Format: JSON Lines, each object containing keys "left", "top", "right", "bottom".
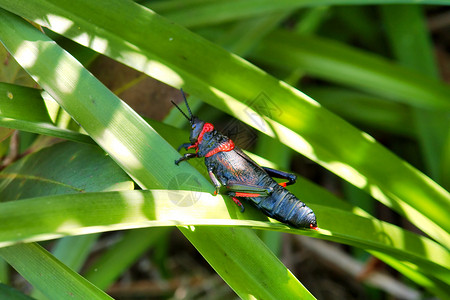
{"left": 0, "top": 0, "right": 448, "bottom": 299}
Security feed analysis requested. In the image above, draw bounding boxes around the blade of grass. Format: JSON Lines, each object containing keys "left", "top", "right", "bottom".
{"left": 0, "top": 83, "right": 50, "bottom": 122}
{"left": 304, "top": 87, "right": 414, "bottom": 137}
{"left": 0, "top": 190, "right": 448, "bottom": 284}
{"left": 83, "top": 227, "right": 171, "bottom": 290}
{"left": 0, "top": 141, "right": 133, "bottom": 201}
{"left": 179, "top": 225, "right": 310, "bottom": 299}
{"left": 0, "top": 243, "right": 113, "bottom": 300}
{"left": 0, "top": 118, "right": 93, "bottom": 144}
{"left": 0, "top": 283, "right": 35, "bottom": 299}
{"left": 377, "top": 8, "right": 450, "bottom": 294}
{"left": 217, "top": 10, "right": 291, "bottom": 57}
{"left": 52, "top": 235, "right": 99, "bottom": 272}
{"left": 0, "top": 260, "right": 6, "bottom": 284}
{"left": 369, "top": 250, "right": 450, "bottom": 298}
{"left": 381, "top": 5, "right": 449, "bottom": 188}
{"left": 0, "top": 83, "right": 93, "bottom": 143}
{"left": 149, "top": 0, "right": 450, "bottom": 28}
{"left": 0, "top": 44, "right": 35, "bottom": 86}
{"left": 30, "top": 234, "right": 100, "bottom": 299}
{"left": 250, "top": 29, "right": 450, "bottom": 110}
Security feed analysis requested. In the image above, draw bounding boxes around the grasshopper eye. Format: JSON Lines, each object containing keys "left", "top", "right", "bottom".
{"left": 191, "top": 123, "right": 199, "bottom": 133}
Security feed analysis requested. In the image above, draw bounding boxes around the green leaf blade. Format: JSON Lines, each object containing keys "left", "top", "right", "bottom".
{"left": 0, "top": 244, "right": 113, "bottom": 300}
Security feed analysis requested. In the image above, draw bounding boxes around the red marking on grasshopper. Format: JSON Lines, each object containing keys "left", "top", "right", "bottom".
{"left": 205, "top": 140, "right": 235, "bottom": 157}
{"left": 188, "top": 123, "right": 214, "bottom": 151}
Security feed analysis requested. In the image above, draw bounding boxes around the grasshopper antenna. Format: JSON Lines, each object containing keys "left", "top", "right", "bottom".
{"left": 171, "top": 89, "right": 192, "bottom": 122}
{"left": 180, "top": 89, "right": 194, "bottom": 120}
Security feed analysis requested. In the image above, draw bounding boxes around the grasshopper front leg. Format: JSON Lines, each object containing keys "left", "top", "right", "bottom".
{"left": 177, "top": 142, "right": 193, "bottom": 151}
{"left": 175, "top": 153, "right": 198, "bottom": 165}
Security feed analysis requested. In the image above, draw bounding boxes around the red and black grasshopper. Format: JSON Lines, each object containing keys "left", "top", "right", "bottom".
{"left": 172, "top": 90, "right": 318, "bottom": 230}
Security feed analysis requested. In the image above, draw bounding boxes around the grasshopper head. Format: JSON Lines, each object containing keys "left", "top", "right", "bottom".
{"left": 189, "top": 116, "right": 206, "bottom": 144}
